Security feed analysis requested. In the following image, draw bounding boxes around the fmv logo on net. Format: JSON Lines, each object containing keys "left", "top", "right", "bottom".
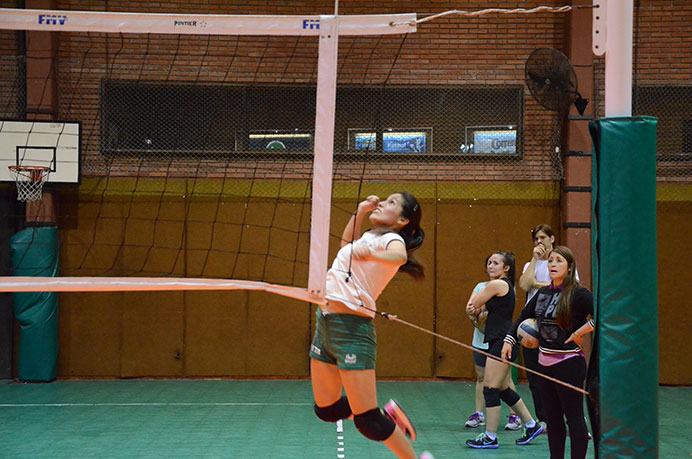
{"left": 302, "top": 19, "right": 319, "bottom": 30}
{"left": 38, "top": 14, "right": 67, "bottom": 25}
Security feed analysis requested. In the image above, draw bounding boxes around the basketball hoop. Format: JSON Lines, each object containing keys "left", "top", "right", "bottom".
{"left": 8, "top": 165, "right": 51, "bottom": 202}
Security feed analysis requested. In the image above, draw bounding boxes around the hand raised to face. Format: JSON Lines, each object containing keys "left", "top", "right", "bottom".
{"left": 357, "top": 195, "right": 380, "bottom": 214}
{"left": 532, "top": 243, "right": 547, "bottom": 259}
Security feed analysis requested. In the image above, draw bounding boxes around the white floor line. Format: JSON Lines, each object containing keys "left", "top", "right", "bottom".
{"left": 0, "top": 402, "right": 313, "bottom": 407}
{"left": 336, "top": 419, "right": 345, "bottom": 458}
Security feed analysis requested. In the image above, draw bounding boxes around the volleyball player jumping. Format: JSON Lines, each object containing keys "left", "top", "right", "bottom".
{"left": 309, "top": 192, "right": 432, "bottom": 459}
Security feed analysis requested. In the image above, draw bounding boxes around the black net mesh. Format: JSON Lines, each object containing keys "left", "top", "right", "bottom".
{"left": 0, "top": 56, "right": 24, "bottom": 121}
{"left": 633, "top": 87, "right": 692, "bottom": 183}
{"left": 0, "top": 10, "right": 586, "bottom": 282}
{"left": 1, "top": 28, "right": 565, "bottom": 282}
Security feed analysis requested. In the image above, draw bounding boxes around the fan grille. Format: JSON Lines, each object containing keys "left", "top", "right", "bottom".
{"left": 525, "top": 48, "right": 578, "bottom": 113}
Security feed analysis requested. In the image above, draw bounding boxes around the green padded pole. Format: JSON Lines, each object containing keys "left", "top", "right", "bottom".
{"left": 590, "top": 117, "right": 658, "bottom": 458}
{"left": 10, "top": 226, "right": 60, "bottom": 382}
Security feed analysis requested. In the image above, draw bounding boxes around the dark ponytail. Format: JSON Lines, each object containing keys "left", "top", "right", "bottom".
{"left": 494, "top": 251, "right": 516, "bottom": 286}
{"left": 396, "top": 191, "right": 425, "bottom": 279}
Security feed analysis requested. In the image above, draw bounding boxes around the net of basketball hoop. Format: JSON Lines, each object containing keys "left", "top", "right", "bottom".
{"left": 8, "top": 165, "right": 51, "bottom": 202}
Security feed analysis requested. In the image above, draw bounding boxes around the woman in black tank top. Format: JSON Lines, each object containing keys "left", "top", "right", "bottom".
{"left": 483, "top": 276, "right": 516, "bottom": 343}
{"left": 464, "top": 252, "right": 543, "bottom": 450}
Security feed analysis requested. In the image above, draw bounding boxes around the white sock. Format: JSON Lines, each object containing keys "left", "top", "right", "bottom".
{"left": 525, "top": 419, "right": 536, "bottom": 429}
{"left": 485, "top": 431, "right": 497, "bottom": 440}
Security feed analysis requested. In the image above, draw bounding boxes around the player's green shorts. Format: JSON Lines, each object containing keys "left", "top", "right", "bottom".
{"left": 309, "top": 309, "right": 377, "bottom": 370}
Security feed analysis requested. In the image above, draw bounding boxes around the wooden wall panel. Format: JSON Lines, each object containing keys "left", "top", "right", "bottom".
{"left": 120, "top": 291, "right": 184, "bottom": 377}
{"left": 58, "top": 292, "right": 122, "bottom": 377}
{"left": 184, "top": 290, "right": 249, "bottom": 376}
{"left": 657, "top": 201, "right": 692, "bottom": 385}
{"left": 244, "top": 292, "right": 311, "bottom": 376}
{"left": 435, "top": 201, "right": 560, "bottom": 379}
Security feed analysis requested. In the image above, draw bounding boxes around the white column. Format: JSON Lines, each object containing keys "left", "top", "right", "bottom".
{"left": 308, "top": 16, "right": 338, "bottom": 301}
{"left": 605, "top": 0, "right": 633, "bottom": 117}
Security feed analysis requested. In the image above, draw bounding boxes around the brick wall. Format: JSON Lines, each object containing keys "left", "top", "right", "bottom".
{"left": 42, "top": 1, "right": 569, "bottom": 184}
{"left": 634, "top": 0, "right": 692, "bottom": 85}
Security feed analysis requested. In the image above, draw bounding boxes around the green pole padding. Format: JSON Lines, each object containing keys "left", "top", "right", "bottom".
{"left": 590, "top": 117, "right": 658, "bottom": 458}
{"left": 10, "top": 226, "right": 60, "bottom": 382}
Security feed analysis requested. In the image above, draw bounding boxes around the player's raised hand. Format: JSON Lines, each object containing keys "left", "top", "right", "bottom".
{"left": 357, "top": 195, "right": 380, "bottom": 214}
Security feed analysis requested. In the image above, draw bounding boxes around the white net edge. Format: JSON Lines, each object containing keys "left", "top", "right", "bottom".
{"left": 0, "top": 276, "right": 326, "bottom": 304}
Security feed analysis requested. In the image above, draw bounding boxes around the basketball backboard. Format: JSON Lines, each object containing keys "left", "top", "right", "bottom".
{"left": 0, "top": 120, "right": 80, "bottom": 184}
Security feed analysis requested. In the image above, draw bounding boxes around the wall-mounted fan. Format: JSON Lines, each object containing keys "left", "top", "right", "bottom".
{"left": 525, "top": 48, "right": 588, "bottom": 115}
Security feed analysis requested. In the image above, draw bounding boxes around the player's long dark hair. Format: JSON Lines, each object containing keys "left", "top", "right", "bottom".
{"left": 396, "top": 191, "right": 425, "bottom": 279}
{"left": 552, "top": 245, "right": 579, "bottom": 329}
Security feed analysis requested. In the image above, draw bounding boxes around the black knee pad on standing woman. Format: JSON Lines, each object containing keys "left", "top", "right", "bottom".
{"left": 499, "top": 388, "right": 521, "bottom": 407}
{"left": 483, "top": 386, "right": 501, "bottom": 408}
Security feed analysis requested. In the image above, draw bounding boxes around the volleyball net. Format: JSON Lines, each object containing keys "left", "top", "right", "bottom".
{"left": 0, "top": 7, "right": 565, "bottom": 300}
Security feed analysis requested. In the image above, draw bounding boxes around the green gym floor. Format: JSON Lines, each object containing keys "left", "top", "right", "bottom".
{"left": 0, "top": 379, "right": 689, "bottom": 458}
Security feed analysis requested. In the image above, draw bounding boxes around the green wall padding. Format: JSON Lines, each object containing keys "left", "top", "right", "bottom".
{"left": 10, "top": 226, "right": 60, "bottom": 382}
{"left": 590, "top": 117, "right": 658, "bottom": 458}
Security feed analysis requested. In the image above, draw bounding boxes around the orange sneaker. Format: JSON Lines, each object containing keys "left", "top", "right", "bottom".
{"left": 383, "top": 399, "right": 417, "bottom": 442}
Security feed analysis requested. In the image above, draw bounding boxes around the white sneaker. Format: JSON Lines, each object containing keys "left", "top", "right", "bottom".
{"left": 464, "top": 411, "right": 485, "bottom": 428}
{"left": 419, "top": 452, "right": 435, "bottom": 459}
{"left": 504, "top": 414, "right": 522, "bottom": 431}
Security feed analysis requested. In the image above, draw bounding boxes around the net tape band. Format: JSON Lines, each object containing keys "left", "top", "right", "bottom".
{"left": 0, "top": 276, "right": 326, "bottom": 304}
{"left": 0, "top": 8, "right": 416, "bottom": 36}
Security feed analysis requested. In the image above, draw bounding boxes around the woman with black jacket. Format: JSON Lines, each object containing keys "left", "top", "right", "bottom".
{"left": 502, "top": 245, "right": 594, "bottom": 459}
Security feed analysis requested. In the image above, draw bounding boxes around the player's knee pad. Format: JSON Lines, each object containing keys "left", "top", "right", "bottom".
{"left": 314, "top": 396, "right": 352, "bottom": 423}
{"left": 499, "top": 388, "right": 520, "bottom": 407}
{"left": 353, "top": 408, "right": 396, "bottom": 441}
{"left": 483, "top": 386, "right": 501, "bottom": 408}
